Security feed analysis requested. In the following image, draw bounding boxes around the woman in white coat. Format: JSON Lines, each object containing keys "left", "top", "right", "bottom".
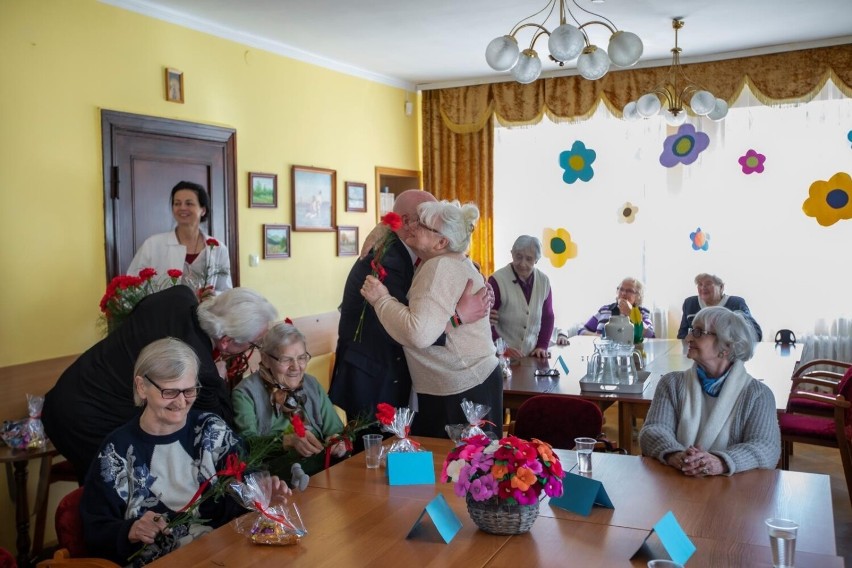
{"left": 128, "top": 181, "right": 232, "bottom": 294}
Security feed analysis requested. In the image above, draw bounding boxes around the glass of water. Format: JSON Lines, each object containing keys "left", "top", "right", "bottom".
{"left": 573, "top": 437, "right": 597, "bottom": 473}
{"left": 765, "top": 518, "right": 798, "bottom": 568}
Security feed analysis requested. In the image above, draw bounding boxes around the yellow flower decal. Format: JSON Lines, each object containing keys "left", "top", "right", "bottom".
{"left": 618, "top": 202, "right": 639, "bottom": 224}
{"left": 543, "top": 228, "right": 578, "bottom": 268}
{"left": 802, "top": 172, "right": 852, "bottom": 226}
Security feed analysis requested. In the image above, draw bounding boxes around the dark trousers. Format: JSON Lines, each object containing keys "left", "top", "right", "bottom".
{"left": 411, "top": 365, "right": 503, "bottom": 439}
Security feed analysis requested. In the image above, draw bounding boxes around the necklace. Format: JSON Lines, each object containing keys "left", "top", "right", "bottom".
{"left": 176, "top": 228, "right": 203, "bottom": 254}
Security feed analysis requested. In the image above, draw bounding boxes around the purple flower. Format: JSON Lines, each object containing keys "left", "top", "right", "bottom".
{"left": 543, "top": 475, "right": 563, "bottom": 497}
{"left": 513, "top": 487, "right": 539, "bottom": 506}
{"left": 454, "top": 477, "right": 472, "bottom": 498}
{"left": 470, "top": 451, "right": 494, "bottom": 473}
{"left": 469, "top": 474, "right": 498, "bottom": 502}
{"left": 659, "top": 123, "right": 710, "bottom": 168}
{"left": 738, "top": 149, "right": 766, "bottom": 174}
{"left": 524, "top": 459, "right": 543, "bottom": 475}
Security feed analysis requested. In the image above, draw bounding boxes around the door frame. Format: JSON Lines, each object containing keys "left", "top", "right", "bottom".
{"left": 101, "top": 110, "right": 239, "bottom": 284}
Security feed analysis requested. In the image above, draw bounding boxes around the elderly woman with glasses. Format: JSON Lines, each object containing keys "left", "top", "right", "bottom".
{"left": 360, "top": 199, "right": 502, "bottom": 438}
{"left": 676, "top": 272, "right": 762, "bottom": 341}
{"left": 81, "top": 338, "right": 291, "bottom": 566}
{"left": 578, "top": 277, "right": 655, "bottom": 338}
{"left": 44, "top": 286, "right": 278, "bottom": 483}
{"left": 232, "top": 322, "right": 345, "bottom": 475}
{"left": 639, "top": 306, "right": 780, "bottom": 476}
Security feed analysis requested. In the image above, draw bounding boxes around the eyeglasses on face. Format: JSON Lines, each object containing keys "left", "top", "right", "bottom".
{"left": 144, "top": 375, "right": 202, "bottom": 399}
{"left": 688, "top": 327, "right": 717, "bottom": 339}
{"left": 264, "top": 351, "right": 312, "bottom": 367}
{"left": 617, "top": 286, "right": 638, "bottom": 295}
{"left": 416, "top": 220, "right": 442, "bottom": 235}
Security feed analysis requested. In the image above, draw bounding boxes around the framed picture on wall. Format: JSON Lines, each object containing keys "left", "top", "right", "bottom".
{"left": 249, "top": 172, "right": 277, "bottom": 208}
{"left": 292, "top": 165, "right": 336, "bottom": 231}
{"left": 337, "top": 226, "right": 359, "bottom": 256}
{"left": 263, "top": 224, "right": 290, "bottom": 259}
{"left": 345, "top": 181, "right": 367, "bottom": 212}
{"left": 165, "top": 68, "right": 184, "bottom": 103}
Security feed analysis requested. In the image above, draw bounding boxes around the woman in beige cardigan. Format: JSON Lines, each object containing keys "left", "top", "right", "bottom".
{"left": 361, "top": 200, "right": 501, "bottom": 438}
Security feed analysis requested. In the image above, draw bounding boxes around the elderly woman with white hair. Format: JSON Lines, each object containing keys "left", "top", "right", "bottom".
{"left": 82, "top": 338, "right": 291, "bottom": 566}
{"left": 233, "top": 322, "right": 345, "bottom": 475}
{"left": 361, "top": 199, "right": 501, "bottom": 438}
{"left": 578, "top": 276, "right": 655, "bottom": 338}
{"left": 677, "top": 272, "right": 762, "bottom": 341}
{"left": 44, "top": 285, "right": 278, "bottom": 483}
{"left": 639, "top": 306, "right": 780, "bottom": 476}
{"left": 488, "top": 235, "right": 566, "bottom": 359}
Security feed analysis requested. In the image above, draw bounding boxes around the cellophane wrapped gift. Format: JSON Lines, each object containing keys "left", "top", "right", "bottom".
{"left": 1, "top": 394, "right": 48, "bottom": 450}
{"left": 380, "top": 406, "right": 420, "bottom": 455}
{"left": 230, "top": 471, "right": 307, "bottom": 545}
{"left": 445, "top": 399, "right": 493, "bottom": 444}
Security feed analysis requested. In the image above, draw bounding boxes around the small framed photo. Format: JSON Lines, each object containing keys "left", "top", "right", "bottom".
{"left": 165, "top": 68, "right": 184, "bottom": 103}
{"left": 345, "top": 181, "right": 367, "bottom": 212}
{"left": 263, "top": 224, "right": 290, "bottom": 259}
{"left": 337, "top": 226, "right": 359, "bottom": 256}
{"left": 249, "top": 172, "right": 277, "bottom": 208}
{"left": 292, "top": 165, "right": 336, "bottom": 231}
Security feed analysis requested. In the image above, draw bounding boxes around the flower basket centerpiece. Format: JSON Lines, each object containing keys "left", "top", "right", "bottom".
{"left": 441, "top": 435, "right": 564, "bottom": 535}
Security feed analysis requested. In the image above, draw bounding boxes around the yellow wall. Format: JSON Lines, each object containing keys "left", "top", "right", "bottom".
{"left": 0, "top": 0, "right": 419, "bottom": 367}
{"left": 0, "top": 0, "right": 418, "bottom": 554}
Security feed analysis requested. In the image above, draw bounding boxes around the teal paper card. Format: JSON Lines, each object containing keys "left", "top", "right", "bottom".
{"left": 420, "top": 494, "right": 462, "bottom": 543}
{"left": 549, "top": 472, "right": 613, "bottom": 516}
{"left": 556, "top": 354, "right": 569, "bottom": 374}
{"left": 388, "top": 451, "right": 435, "bottom": 485}
{"left": 652, "top": 511, "right": 696, "bottom": 565}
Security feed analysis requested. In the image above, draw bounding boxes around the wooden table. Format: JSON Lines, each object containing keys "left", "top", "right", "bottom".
{"left": 504, "top": 337, "right": 800, "bottom": 452}
{"left": 0, "top": 443, "right": 58, "bottom": 567}
{"left": 150, "top": 437, "right": 841, "bottom": 567}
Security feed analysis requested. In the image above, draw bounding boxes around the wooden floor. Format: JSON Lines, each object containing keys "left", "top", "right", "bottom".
{"left": 603, "top": 407, "right": 851, "bottom": 567}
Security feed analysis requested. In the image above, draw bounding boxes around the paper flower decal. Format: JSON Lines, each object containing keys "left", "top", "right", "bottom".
{"left": 847, "top": 130, "right": 852, "bottom": 148}
{"left": 802, "top": 172, "right": 852, "bottom": 226}
{"left": 543, "top": 228, "right": 578, "bottom": 268}
{"left": 558, "top": 141, "right": 596, "bottom": 184}
{"left": 618, "top": 202, "right": 639, "bottom": 224}
{"left": 738, "top": 149, "right": 766, "bottom": 174}
{"left": 659, "top": 124, "right": 710, "bottom": 168}
{"left": 690, "top": 227, "right": 710, "bottom": 251}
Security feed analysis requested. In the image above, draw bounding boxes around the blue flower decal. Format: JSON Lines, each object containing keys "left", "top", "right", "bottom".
{"left": 660, "top": 124, "right": 710, "bottom": 168}
{"left": 559, "top": 141, "right": 596, "bottom": 184}
{"left": 848, "top": 129, "right": 852, "bottom": 148}
{"left": 690, "top": 227, "right": 710, "bottom": 251}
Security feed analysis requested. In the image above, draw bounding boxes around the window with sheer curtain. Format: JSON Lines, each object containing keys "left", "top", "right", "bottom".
{"left": 493, "top": 82, "right": 851, "bottom": 340}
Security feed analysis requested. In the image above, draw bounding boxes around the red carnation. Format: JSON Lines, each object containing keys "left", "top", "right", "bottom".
{"left": 285, "top": 317, "right": 293, "bottom": 324}
{"left": 167, "top": 269, "right": 183, "bottom": 279}
{"left": 138, "top": 267, "right": 157, "bottom": 280}
{"left": 380, "top": 212, "right": 403, "bottom": 231}
{"left": 376, "top": 403, "right": 396, "bottom": 426}
{"left": 206, "top": 238, "right": 220, "bottom": 247}
{"left": 292, "top": 414, "right": 306, "bottom": 438}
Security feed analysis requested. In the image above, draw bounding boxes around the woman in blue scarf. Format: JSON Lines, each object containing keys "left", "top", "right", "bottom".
{"left": 639, "top": 306, "right": 780, "bottom": 476}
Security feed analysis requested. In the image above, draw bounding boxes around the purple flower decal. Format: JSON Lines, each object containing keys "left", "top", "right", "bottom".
{"left": 659, "top": 124, "right": 710, "bottom": 168}
{"left": 559, "top": 140, "right": 596, "bottom": 184}
{"left": 738, "top": 149, "right": 766, "bottom": 174}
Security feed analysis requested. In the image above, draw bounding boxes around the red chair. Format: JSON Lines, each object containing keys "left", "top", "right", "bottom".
{"left": 0, "top": 546, "right": 16, "bottom": 568}
{"left": 512, "top": 395, "right": 620, "bottom": 451}
{"left": 779, "top": 365, "right": 852, "bottom": 507}
{"left": 785, "top": 359, "right": 850, "bottom": 418}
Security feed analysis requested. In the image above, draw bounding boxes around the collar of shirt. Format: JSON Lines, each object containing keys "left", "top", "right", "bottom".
{"left": 510, "top": 265, "right": 535, "bottom": 301}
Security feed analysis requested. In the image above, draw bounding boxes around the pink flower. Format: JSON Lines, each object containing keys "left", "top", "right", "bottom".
{"left": 738, "top": 149, "right": 766, "bottom": 174}
{"left": 543, "top": 475, "right": 563, "bottom": 497}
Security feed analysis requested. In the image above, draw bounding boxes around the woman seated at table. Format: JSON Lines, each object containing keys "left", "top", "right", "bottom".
{"left": 233, "top": 322, "right": 346, "bottom": 475}
{"left": 489, "top": 235, "right": 567, "bottom": 359}
{"left": 578, "top": 277, "right": 655, "bottom": 338}
{"left": 361, "top": 199, "right": 502, "bottom": 438}
{"left": 82, "top": 338, "right": 291, "bottom": 566}
{"left": 639, "top": 306, "right": 780, "bottom": 476}
{"left": 676, "top": 272, "right": 762, "bottom": 341}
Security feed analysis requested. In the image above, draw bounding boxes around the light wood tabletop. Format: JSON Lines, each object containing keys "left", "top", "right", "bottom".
{"left": 149, "top": 436, "right": 842, "bottom": 567}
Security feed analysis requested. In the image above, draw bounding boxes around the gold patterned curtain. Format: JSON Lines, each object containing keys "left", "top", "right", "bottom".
{"left": 422, "top": 45, "right": 852, "bottom": 275}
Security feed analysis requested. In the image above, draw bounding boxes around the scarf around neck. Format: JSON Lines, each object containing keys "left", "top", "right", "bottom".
{"left": 258, "top": 364, "right": 306, "bottom": 417}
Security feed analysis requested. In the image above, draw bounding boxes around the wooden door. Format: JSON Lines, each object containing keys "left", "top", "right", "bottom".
{"left": 101, "top": 110, "right": 239, "bottom": 283}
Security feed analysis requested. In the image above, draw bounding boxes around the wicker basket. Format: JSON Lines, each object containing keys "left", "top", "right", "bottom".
{"left": 465, "top": 496, "right": 539, "bottom": 535}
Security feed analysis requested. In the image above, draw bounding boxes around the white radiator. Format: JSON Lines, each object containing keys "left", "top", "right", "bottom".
{"left": 651, "top": 308, "right": 669, "bottom": 339}
{"left": 800, "top": 334, "right": 852, "bottom": 369}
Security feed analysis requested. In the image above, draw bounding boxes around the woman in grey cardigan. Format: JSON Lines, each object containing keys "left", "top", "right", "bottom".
{"left": 639, "top": 306, "right": 780, "bottom": 476}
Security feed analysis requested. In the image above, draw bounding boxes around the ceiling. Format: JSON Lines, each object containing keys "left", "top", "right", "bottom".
{"left": 105, "top": 0, "right": 852, "bottom": 90}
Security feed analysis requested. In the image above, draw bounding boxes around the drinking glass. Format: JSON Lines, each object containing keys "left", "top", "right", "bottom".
{"left": 765, "top": 518, "right": 798, "bottom": 568}
{"left": 363, "top": 434, "right": 383, "bottom": 469}
{"left": 573, "top": 437, "right": 597, "bottom": 473}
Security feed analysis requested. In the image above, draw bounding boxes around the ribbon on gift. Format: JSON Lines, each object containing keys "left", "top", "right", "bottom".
{"left": 323, "top": 434, "right": 354, "bottom": 470}
{"left": 251, "top": 500, "right": 300, "bottom": 532}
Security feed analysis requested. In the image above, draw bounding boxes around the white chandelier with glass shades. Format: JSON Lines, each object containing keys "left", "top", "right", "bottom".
{"left": 622, "top": 19, "right": 729, "bottom": 124}
{"left": 484, "top": 0, "right": 644, "bottom": 84}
